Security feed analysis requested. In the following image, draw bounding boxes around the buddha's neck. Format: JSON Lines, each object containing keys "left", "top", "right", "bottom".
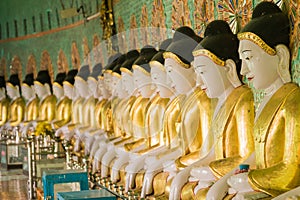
{"left": 40, "top": 93, "right": 49, "bottom": 102}
{"left": 27, "top": 95, "right": 36, "bottom": 104}
{"left": 255, "top": 77, "right": 284, "bottom": 121}
{"left": 214, "top": 85, "right": 235, "bottom": 119}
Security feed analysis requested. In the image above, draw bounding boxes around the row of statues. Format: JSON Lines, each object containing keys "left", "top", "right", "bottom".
{"left": 0, "top": 2, "right": 299, "bottom": 199}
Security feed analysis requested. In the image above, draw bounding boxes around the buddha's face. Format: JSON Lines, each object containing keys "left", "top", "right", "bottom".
{"left": 194, "top": 55, "right": 228, "bottom": 98}
{"left": 63, "top": 83, "right": 74, "bottom": 99}
{"left": 122, "top": 72, "right": 134, "bottom": 95}
{"left": 133, "top": 68, "right": 153, "bottom": 97}
{"left": 6, "top": 83, "right": 17, "bottom": 99}
{"left": 150, "top": 64, "right": 174, "bottom": 97}
{"left": 239, "top": 40, "right": 279, "bottom": 90}
{"left": 103, "top": 72, "right": 112, "bottom": 95}
{"left": 34, "top": 81, "right": 47, "bottom": 99}
{"left": 87, "top": 78, "right": 98, "bottom": 97}
{"left": 53, "top": 83, "right": 64, "bottom": 99}
{"left": 21, "top": 84, "right": 34, "bottom": 100}
{"left": 165, "top": 58, "right": 196, "bottom": 94}
{"left": 0, "top": 87, "right": 5, "bottom": 99}
{"left": 97, "top": 78, "right": 105, "bottom": 96}
{"left": 74, "top": 76, "right": 88, "bottom": 97}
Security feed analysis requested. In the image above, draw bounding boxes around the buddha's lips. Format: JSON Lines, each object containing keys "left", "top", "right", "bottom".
{"left": 247, "top": 76, "right": 254, "bottom": 81}
{"left": 201, "top": 87, "right": 207, "bottom": 91}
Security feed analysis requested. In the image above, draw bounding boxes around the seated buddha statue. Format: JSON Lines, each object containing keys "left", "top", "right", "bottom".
{"left": 0, "top": 76, "right": 10, "bottom": 127}
{"left": 140, "top": 27, "right": 203, "bottom": 198}
{"left": 51, "top": 70, "right": 77, "bottom": 130}
{"left": 100, "top": 48, "right": 158, "bottom": 178}
{"left": 33, "top": 70, "right": 57, "bottom": 124}
{"left": 166, "top": 20, "right": 255, "bottom": 200}
{"left": 5, "top": 73, "right": 25, "bottom": 127}
{"left": 19, "top": 73, "right": 39, "bottom": 136}
{"left": 92, "top": 50, "right": 140, "bottom": 175}
{"left": 122, "top": 39, "right": 175, "bottom": 190}
{"left": 208, "top": 2, "right": 300, "bottom": 198}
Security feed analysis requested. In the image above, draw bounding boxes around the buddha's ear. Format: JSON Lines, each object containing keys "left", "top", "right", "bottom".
{"left": 44, "top": 83, "right": 51, "bottom": 95}
{"left": 225, "top": 59, "right": 242, "bottom": 88}
{"left": 276, "top": 44, "right": 291, "bottom": 83}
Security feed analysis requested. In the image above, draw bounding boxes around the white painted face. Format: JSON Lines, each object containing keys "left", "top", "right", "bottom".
{"left": 97, "top": 78, "right": 105, "bottom": 96}
{"left": 193, "top": 55, "right": 228, "bottom": 98}
{"left": 53, "top": 84, "right": 64, "bottom": 100}
{"left": 121, "top": 72, "right": 134, "bottom": 95}
{"left": 0, "top": 88, "right": 5, "bottom": 99}
{"left": 63, "top": 83, "right": 74, "bottom": 99}
{"left": 74, "top": 77, "right": 89, "bottom": 98}
{"left": 150, "top": 63, "right": 174, "bottom": 97}
{"left": 21, "top": 84, "right": 34, "bottom": 100}
{"left": 34, "top": 82, "right": 47, "bottom": 99}
{"left": 103, "top": 72, "right": 112, "bottom": 95}
{"left": 164, "top": 58, "right": 196, "bottom": 94}
{"left": 133, "top": 68, "right": 153, "bottom": 97}
{"left": 239, "top": 40, "right": 279, "bottom": 90}
{"left": 87, "top": 78, "right": 98, "bottom": 98}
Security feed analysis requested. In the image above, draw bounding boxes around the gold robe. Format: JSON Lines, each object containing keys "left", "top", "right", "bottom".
{"left": 38, "top": 95, "right": 57, "bottom": 122}
{"left": 52, "top": 96, "right": 72, "bottom": 129}
{"left": 209, "top": 85, "right": 254, "bottom": 177}
{"left": 124, "top": 95, "right": 151, "bottom": 151}
{"left": 248, "top": 83, "right": 300, "bottom": 196}
{"left": 25, "top": 97, "right": 39, "bottom": 122}
{"left": 9, "top": 97, "right": 25, "bottom": 127}
{"left": 95, "top": 98, "right": 108, "bottom": 130}
{"left": 175, "top": 87, "right": 214, "bottom": 169}
{"left": 0, "top": 97, "right": 10, "bottom": 126}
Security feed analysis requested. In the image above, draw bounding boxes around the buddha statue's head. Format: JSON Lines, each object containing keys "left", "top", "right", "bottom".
{"left": 34, "top": 70, "right": 52, "bottom": 99}
{"left": 63, "top": 69, "right": 78, "bottom": 99}
{"left": 0, "top": 76, "right": 6, "bottom": 99}
{"left": 22, "top": 73, "right": 35, "bottom": 101}
{"left": 53, "top": 72, "right": 66, "bottom": 100}
{"left": 193, "top": 20, "right": 242, "bottom": 99}
{"left": 7, "top": 74, "right": 21, "bottom": 99}
{"left": 164, "top": 26, "right": 200, "bottom": 94}
{"left": 103, "top": 53, "right": 122, "bottom": 96}
{"left": 150, "top": 38, "right": 174, "bottom": 98}
{"left": 88, "top": 63, "right": 102, "bottom": 98}
{"left": 74, "top": 65, "right": 90, "bottom": 98}
{"left": 238, "top": 1, "right": 290, "bottom": 90}
{"left": 132, "top": 45, "right": 158, "bottom": 98}
{"left": 120, "top": 50, "right": 140, "bottom": 96}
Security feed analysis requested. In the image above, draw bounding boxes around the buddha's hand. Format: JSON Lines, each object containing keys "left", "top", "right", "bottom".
{"left": 189, "top": 166, "right": 215, "bottom": 194}
{"left": 162, "top": 160, "right": 178, "bottom": 179}
{"left": 169, "top": 166, "right": 193, "bottom": 200}
{"left": 227, "top": 172, "right": 253, "bottom": 194}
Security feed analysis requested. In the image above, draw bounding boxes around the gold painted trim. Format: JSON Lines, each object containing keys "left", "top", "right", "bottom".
{"left": 6, "top": 82, "right": 16, "bottom": 88}
{"left": 103, "top": 69, "right": 112, "bottom": 74}
{"left": 237, "top": 32, "right": 276, "bottom": 56}
{"left": 63, "top": 81, "right": 74, "bottom": 87}
{"left": 22, "top": 83, "right": 31, "bottom": 88}
{"left": 132, "top": 64, "right": 150, "bottom": 76}
{"left": 149, "top": 60, "right": 166, "bottom": 72}
{"left": 33, "top": 80, "right": 44, "bottom": 86}
{"left": 98, "top": 75, "right": 104, "bottom": 80}
{"left": 193, "top": 49, "right": 226, "bottom": 66}
{"left": 74, "top": 76, "right": 86, "bottom": 82}
{"left": 88, "top": 76, "right": 98, "bottom": 82}
{"left": 120, "top": 67, "right": 133, "bottom": 75}
{"left": 163, "top": 52, "right": 190, "bottom": 69}
{"left": 112, "top": 72, "right": 121, "bottom": 78}
{"left": 53, "top": 82, "right": 63, "bottom": 88}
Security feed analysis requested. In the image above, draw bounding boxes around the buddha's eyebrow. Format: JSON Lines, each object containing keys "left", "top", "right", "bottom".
{"left": 195, "top": 64, "right": 205, "bottom": 68}
{"left": 241, "top": 50, "right": 251, "bottom": 53}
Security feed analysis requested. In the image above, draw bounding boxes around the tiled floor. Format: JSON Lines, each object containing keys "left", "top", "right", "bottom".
{"left": 0, "top": 168, "right": 28, "bottom": 199}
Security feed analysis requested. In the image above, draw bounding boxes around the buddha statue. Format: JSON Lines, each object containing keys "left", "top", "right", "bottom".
{"left": 230, "top": 2, "right": 299, "bottom": 197}
{"left": 34, "top": 70, "right": 57, "bottom": 123}
{"left": 122, "top": 39, "right": 175, "bottom": 190}
{"left": 141, "top": 26, "right": 202, "bottom": 198}
{"left": 101, "top": 47, "right": 158, "bottom": 179}
{"left": 51, "top": 70, "right": 78, "bottom": 130}
{"left": 0, "top": 76, "right": 10, "bottom": 126}
{"left": 5, "top": 74, "right": 25, "bottom": 127}
{"left": 165, "top": 20, "right": 254, "bottom": 200}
